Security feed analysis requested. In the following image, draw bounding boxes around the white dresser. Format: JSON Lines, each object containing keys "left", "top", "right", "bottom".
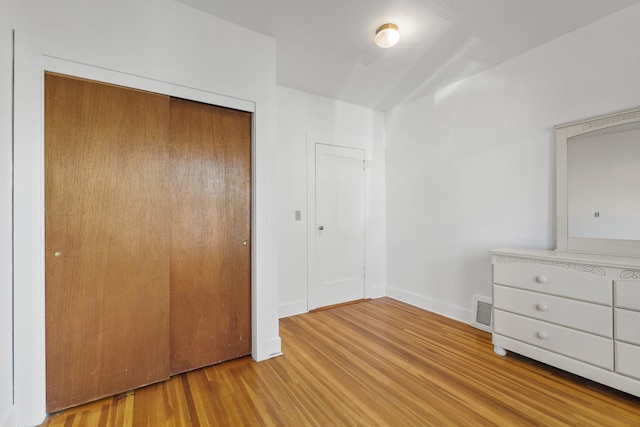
{"left": 490, "top": 247, "right": 640, "bottom": 398}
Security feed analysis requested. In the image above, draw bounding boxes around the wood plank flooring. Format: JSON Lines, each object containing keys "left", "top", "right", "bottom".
{"left": 41, "top": 297, "right": 640, "bottom": 426}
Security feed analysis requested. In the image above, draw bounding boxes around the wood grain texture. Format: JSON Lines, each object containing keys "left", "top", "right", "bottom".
{"left": 45, "top": 73, "right": 171, "bottom": 412}
{"left": 41, "top": 298, "right": 640, "bottom": 426}
{"left": 169, "top": 99, "right": 252, "bottom": 375}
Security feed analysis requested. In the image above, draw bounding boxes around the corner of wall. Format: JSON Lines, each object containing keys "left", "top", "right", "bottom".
{"left": 366, "top": 284, "right": 387, "bottom": 300}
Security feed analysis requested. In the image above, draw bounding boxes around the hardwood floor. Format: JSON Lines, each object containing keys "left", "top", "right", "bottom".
{"left": 41, "top": 297, "right": 640, "bottom": 426}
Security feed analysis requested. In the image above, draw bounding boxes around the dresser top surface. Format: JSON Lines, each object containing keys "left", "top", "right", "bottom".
{"left": 490, "top": 247, "right": 640, "bottom": 269}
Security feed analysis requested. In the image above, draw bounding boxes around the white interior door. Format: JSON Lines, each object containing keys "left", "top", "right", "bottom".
{"left": 309, "top": 143, "right": 365, "bottom": 309}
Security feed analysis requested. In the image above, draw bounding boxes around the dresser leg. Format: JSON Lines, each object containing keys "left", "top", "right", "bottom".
{"left": 494, "top": 346, "right": 507, "bottom": 356}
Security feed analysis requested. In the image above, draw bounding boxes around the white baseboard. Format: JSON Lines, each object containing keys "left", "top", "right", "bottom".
{"left": 386, "top": 286, "right": 471, "bottom": 325}
{"left": 279, "top": 285, "right": 387, "bottom": 319}
{"left": 267, "top": 337, "right": 282, "bottom": 359}
{"left": 254, "top": 336, "right": 283, "bottom": 362}
{"left": 366, "top": 284, "right": 387, "bottom": 299}
{"left": 278, "top": 287, "right": 469, "bottom": 325}
{"left": 279, "top": 300, "right": 308, "bottom": 319}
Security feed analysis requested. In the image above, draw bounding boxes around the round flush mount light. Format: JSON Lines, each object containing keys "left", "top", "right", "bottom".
{"left": 374, "top": 23, "right": 400, "bottom": 48}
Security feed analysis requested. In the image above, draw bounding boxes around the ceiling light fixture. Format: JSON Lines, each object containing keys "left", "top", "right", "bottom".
{"left": 374, "top": 23, "right": 400, "bottom": 48}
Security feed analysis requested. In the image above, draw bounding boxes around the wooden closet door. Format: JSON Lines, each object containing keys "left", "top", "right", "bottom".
{"left": 169, "top": 99, "right": 252, "bottom": 374}
{"left": 45, "top": 73, "right": 171, "bottom": 412}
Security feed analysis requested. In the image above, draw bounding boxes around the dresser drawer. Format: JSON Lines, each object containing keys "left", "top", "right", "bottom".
{"left": 493, "top": 262, "right": 611, "bottom": 305}
{"left": 615, "top": 308, "right": 640, "bottom": 345}
{"left": 494, "top": 310, "right": 613, "bottom": 369}
{"left": 616, "top": 341, "right": 640, "bottom": 380}
{"left": 494, "top": 285, "right": 612, "bottom": 337}
{"left": 615, "top": 280, "right": 640, "bottom": 311}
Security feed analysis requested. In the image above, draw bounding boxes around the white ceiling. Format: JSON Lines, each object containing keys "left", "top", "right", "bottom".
{"left": 176, "top": 0, "right": 640, "bottom": 111}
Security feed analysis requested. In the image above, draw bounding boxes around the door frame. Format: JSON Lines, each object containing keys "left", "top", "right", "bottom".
{"left": 13, "top": 31, "right": 280, "bottom": 425}
{"left": 306, "top": 134, "right": 366, "bottom": 310}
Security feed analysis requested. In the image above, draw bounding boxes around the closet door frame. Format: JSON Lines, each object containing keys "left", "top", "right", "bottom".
{"left": 13, "top": 32, "right": 277, "bottom": 426}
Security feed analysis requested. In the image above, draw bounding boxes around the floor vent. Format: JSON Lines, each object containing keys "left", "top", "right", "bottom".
{"left": 471, "top": 295, "right": 493, "bottom": 332}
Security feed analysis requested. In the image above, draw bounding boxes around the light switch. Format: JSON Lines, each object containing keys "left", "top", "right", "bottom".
{"left": 295, "top": 210, "right": 301, "bottom": 221}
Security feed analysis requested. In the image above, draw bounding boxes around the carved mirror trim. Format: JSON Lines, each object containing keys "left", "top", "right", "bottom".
{"left": 556, "top": 107, "right": 640, "bottom": 257}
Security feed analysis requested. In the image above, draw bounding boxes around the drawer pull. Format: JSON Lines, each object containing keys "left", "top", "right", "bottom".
{"left": 536, "top": 303, "right": 548, "bottom": 312}
{"left": 537, "top": 331, "right": 549, "bottom": 340}
{"left": 535, "top": 275, "right": 548, "bottom": 284}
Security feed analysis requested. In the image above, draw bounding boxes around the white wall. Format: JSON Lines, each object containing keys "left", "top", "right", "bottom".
{"left": 385, "top": 4, "right": 640, "bottom": 323}
{"left": 12, "top": 1, "right": 280, "bottom": 425}
{"left": 277, "top": 86, "right": 387, "bottom": 317}
{"left": 0, "top": 1, "right": 14, "bottom": 425}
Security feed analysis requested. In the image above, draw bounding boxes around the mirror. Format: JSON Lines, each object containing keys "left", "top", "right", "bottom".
{"left": 556, "top": 107, "right": 640, "bottom": 257}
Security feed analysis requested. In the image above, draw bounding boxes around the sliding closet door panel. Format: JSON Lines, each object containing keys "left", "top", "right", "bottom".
{"left": 45, "top": 73, "right": 171, "bottom": 412}
{"left": 169, "top": 99, "right": 251, "bottom": 374}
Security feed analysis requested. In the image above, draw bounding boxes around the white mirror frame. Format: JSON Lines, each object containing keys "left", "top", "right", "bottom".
{"left": 556, "top": 106, "right": 640, "bottom": 257}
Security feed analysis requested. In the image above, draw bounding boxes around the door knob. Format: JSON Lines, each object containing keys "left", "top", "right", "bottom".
{"left": 318, "top": 225, "right": 324, "bottom": 231}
